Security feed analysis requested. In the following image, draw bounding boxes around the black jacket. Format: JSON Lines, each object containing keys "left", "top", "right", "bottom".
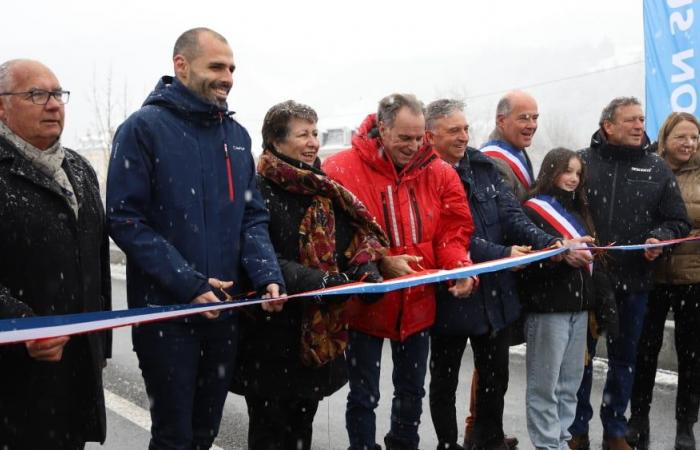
{"left": 433, "top": 148, "right": 556, "bottom": 336}
{"left": 581, "top": 130, "right": 691, "bottom": 293}
{"left": 234, "top": 155, "right": 378, "bottom": 400}
{"left": 0, "top": 136, "right": 111, "bottom": 447}
{"left": 519, "top": 189, "right": 608, "bottom": 313}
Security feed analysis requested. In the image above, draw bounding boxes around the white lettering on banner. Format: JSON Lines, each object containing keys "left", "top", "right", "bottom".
{"left": 668, "top": 0, "right": 697, "bottom": 113}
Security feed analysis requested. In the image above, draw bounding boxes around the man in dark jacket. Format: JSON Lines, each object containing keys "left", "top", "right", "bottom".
{"left": 107, "top": 28, "right": 284, "bottom": 449}
{"left": 425, "top": 99, "right": 566, "bottom": 450}
{"left": 0, "top": 59, "right": 111, "bottom": 449}
{"left": 568, "top": 97, "right": 691, "bottom": 450}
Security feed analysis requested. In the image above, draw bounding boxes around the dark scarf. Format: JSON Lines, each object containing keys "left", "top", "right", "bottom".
{"left": 257, "top": 149, "right": 388, "bottom": 272}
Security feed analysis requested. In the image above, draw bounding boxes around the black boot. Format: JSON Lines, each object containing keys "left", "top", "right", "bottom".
{"left": 676, "top": 421, "right": 696, "bottom": 450}
{"left": 626, "top": 415, "right": 649, "bottom": 450}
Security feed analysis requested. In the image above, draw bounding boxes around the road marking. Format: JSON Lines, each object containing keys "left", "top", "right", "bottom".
{"left": 104, "top": 388, "right": 225, "bottom": 450}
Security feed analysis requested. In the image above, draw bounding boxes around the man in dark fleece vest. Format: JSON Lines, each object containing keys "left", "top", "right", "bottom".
{"left": 107, "top": 28, "right": 284, "bottom": 449}
{"left": 567, "top": 97, "right": 690, "bottom": 450}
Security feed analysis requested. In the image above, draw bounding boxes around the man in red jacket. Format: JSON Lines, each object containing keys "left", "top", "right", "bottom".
{"left": 323, "top": 93, "right": 476, "bottom": 450}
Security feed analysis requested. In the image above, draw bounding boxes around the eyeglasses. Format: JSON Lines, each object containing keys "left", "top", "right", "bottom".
{"left": 0, "top": 90, "right": 70, "bottom": 105}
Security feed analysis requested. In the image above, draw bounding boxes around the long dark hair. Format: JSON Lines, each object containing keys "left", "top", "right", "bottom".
{"left": 529, "top": 147, "right": 595, "bottom": 235}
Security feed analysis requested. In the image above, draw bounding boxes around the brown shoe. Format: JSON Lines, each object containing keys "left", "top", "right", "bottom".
{"left": 503, "top": 435, "right": 518, "bottom": 449}
{"left": 602, "top": 436, "right": 632, "bottom": 450}
{"left": 568, "top": 434, "right": 590, "bottom": 450}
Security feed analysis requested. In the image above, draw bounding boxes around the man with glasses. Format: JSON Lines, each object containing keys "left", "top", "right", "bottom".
{"left": 0, "top": 59, "right": 111, "bottom": 448}
{"left": 107, "top": 28, "right": 284, "bottom": 449}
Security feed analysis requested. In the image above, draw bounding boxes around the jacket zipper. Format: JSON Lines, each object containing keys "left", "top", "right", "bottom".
{"left": 607, "top": 161, "right": 618, "bottom": 227}
{"left": 224, "top": 143, "right": 235, "bottom": 202}
{"left": 409, "top": 188, "right": 423, "bottom": 244}
{"left": 220, "top": 113, "right": 235, "bottom": 202}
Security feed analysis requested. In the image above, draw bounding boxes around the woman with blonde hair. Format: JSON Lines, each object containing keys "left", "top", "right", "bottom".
{"left": 628, "top": 112, "right": 700, "bottom": 450}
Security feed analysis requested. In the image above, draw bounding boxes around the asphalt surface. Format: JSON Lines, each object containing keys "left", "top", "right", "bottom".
{"left": 88, "top": 274, "right": 682, "bottom": 449}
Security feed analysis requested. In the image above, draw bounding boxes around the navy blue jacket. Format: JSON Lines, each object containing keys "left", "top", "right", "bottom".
{"left": 107, "top": 76, "right": 284, "bottom": 308}
{"left": 433, "top": 148, "right": 556, "bottom": 336}
{"left": 582, "top": 129, "right": 690, "bottom": 293}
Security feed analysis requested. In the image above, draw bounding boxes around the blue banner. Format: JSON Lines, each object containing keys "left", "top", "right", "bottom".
{"left": 644, "top": 0, "right": 700, "bottom": 140}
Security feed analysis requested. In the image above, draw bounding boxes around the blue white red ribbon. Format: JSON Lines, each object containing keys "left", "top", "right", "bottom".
{"left": 1, "top": 237, "right": 700, "bottom": 345}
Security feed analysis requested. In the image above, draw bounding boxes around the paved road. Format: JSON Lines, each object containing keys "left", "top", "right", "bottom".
{"left": 89, "top": 274, "right": 681, "bottom": 449}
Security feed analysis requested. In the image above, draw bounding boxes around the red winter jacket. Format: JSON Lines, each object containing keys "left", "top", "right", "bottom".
{"left": 322, "top": 114, "right": 474, "bottom": 341}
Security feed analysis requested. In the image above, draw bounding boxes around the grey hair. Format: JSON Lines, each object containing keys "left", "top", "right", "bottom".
{"left": 377, "top": 93, "right": 424, "bottom": 128}
{"left": 262, "top": 100, "right": 318, "bottom": 152}
{"left": 0, "top": 59, "right": 19, "bottom": 93}
{"left": 496, "top": 95, "right": 513, "bottom": 117}
{"left": 173, "top": 27, "right": 228, "bottom": 60}
{"left": 599, "top": 96, "right": 642, "bottom": 126}
{"left": 425, "top": 99, "right": 465, "bottom": 131}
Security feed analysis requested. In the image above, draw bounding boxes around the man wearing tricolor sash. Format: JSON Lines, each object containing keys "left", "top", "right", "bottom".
{"left": 480, "top": 90, "right": 538, "bottom": 201}
{"left": 567, "top": 97, "right": 690, "bottom": 450}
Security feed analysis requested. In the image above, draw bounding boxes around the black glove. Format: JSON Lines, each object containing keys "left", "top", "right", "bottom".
{"left": 344, "top": 262, "right": 383, "bottom": 283}
{"left": 345, "top": 262, "right": 383, "bottom": 304}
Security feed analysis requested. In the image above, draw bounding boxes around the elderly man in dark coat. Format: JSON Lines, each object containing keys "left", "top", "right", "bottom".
{"left": 0, "top": 59, "right": 112, "bottom": 449}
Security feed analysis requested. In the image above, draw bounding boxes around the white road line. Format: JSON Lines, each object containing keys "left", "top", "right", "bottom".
{"left": 104, "top": 388, "right": 225, "bottom": 450}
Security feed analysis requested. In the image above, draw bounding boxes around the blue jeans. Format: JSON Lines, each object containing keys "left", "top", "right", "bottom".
{"left": 345, "top": 330, "right": 430, "bottom": 450}
{"left": 526, "top": 312, "right": 587, "bottom": 450}
{"left": 569, "top": 291, "right": 649, "bottom": 438}
{"left": 132, "top": 319, "right": 238, "bottom": 450}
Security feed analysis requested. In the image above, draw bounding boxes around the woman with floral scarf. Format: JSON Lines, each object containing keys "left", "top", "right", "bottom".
{"left": 233, "top": 100, "right": 388, "bottom": 450}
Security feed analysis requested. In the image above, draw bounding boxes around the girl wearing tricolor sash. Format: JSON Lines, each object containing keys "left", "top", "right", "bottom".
{"left": 518, "top": 148, "right": 613, "bottom": 450}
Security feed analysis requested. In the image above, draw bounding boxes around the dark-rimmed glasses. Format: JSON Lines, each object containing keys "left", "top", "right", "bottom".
{"left": 0, "top": 90, "right": 70, "bottom": 105}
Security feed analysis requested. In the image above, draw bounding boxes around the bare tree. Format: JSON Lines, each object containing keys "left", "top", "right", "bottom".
{"left": 85, "top": 67, "right": 131, "bottom": 194}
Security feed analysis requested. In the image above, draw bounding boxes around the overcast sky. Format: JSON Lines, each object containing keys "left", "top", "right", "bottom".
{"left": 2, "top": 0, "right": 644, "bottom": 158}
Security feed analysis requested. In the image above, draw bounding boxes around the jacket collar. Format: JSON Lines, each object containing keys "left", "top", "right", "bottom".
{"left": 590, "top": 128, "right": 651, "bottom": 161}
{"left": 352, "top": 113, "right": 436, "bottom": 181}
{"left": 0, "top": 135, "right": 83, "bottom": 207}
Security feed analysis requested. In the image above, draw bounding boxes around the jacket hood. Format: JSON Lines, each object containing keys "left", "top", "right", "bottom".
{"left": 143, "top": 76, "right": 231, "bottom": 122}
{"left": 589, "top": 128, "right": 651, "bottom": 161}
{"left": 351, "top": 113, "right": 437, "bottom": 180}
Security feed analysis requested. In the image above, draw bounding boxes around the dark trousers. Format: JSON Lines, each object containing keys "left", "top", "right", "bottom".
{"left": 429, "top": 330, "right": 510, "bottom": 448}
{"left": 244, "top": 395, "right": 320, "bottom": 450}
{"left": 631, "top": 283, "right": 700, "bottom": 423}
{"left": 570, "top": 291, "right": 648, "bottom": 438}
{"left": 132, "top": 319, "right": 238, "bottom": 450}
{"left": 345, "top": 330, "right": 430, "bottom": 450}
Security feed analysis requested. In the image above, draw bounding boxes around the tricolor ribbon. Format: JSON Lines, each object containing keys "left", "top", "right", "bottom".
{"left": 2, "top": 236, "right": 700, "bottom": 344}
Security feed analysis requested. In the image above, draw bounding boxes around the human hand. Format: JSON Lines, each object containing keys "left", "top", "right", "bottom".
{"left": 25, "top": 336, "right": 70, "bottom": 362}
{"left": 448, "top": 277, "right": 476, "bottom": 298}
{"left": 379, "top": 255, "right": 421, "bottom": 278}
{"left": 560, "top": 236, "right": 594, "bottom": 268}
{"left": 261, "top": 283, "right": 287, "bottom": 313}
{"left": 192, "top": 290, "right": 222, "bottom": 320}
{"left": 508, "top": 245, "right": 532, "bottom": 271}
{"left": 644, "top": 238, "right": 662, "bottom": 261}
